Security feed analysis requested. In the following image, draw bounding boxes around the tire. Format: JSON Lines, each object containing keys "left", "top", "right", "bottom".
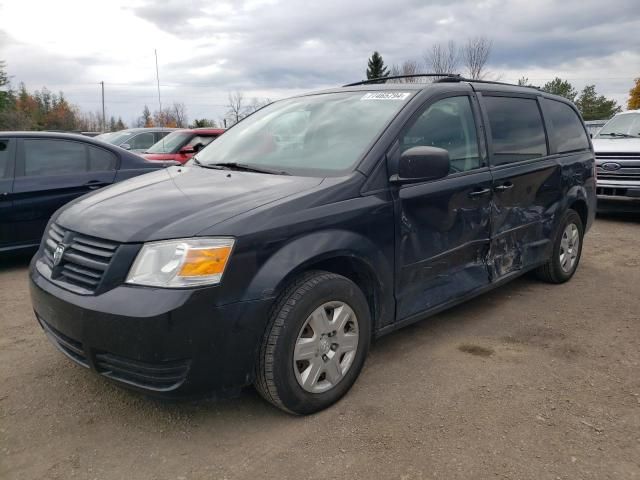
{"left": 535, "top": 209, "right": 584, "bottom": 284}
{"left": 255, "top": 271, "right": 371, "bottom": 415}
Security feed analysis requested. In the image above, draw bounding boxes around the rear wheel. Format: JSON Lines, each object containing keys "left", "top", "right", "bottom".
{"left": 535, "top": 209, "right": 584, "bottom": 283}
{"left": 255, "top": 271, "right": 371, "bottom": 415}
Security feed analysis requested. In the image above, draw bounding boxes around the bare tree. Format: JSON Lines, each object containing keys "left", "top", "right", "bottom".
{"left": 388, "top": 59, "right": 421, "bottom": 82}
{"left": 462, "top": 36, "right": 492, "bottom": 80}
{"left": 226, "top": 91, "right": 245, "bottom": 125}
{"left": 246, "top": 97, "right": 272, "bottom": 114}
{"left": 424, "top": 41, "right": 460, "bottom": 75}
{"left": 171, "top": 102, "right": 188, "bottom": 128}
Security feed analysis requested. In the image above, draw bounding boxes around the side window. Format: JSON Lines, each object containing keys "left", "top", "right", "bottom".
{"left": 0, "top": 140, "right": 10, "bottom": 178}
{"left": 544, "top": 100, "right": 590, "bottom": 153}
{"left": 484, "top": 96, "right": 548, "bottom": 165}
{"left": 129, "top": 132, "right": 155, "bottom": 150}
{"left": 187, "top": 135, "right": 216, "bottom": 149}
{"left": 156, "top": 131, "right": 171, "bottom": 142}
{"left": 401, "top": 96, "right": 481, "bottom": 173}
{"left": 23, "top": 139, "right": 87, "bottom": 177}
{"left": 88, "top": 145, "right": 117, "bottom": 171}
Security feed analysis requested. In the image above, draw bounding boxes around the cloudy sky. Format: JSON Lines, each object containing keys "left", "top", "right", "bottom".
{"left": 1, "top": 0, "right": 639, "bottom": 126}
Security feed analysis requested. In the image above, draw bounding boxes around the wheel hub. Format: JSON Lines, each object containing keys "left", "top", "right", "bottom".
{"left": 318, "top": 336, "right": 332, "bottom": 356}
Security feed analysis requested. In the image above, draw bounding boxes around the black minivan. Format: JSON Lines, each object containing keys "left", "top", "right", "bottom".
{"left": 29, "top": 76, "right": 596, "bottom": 414}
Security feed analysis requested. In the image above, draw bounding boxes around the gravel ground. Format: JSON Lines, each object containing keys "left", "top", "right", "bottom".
{"left": 1, "top": 215, "right": 639, "bottom": 480}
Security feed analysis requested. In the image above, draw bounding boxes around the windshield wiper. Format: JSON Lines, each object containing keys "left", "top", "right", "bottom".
{"left": 205, "top": 162, "right": 291, "bottom": 175}
{"left": 598, "top": 132, "right": 639, "bottom": 138}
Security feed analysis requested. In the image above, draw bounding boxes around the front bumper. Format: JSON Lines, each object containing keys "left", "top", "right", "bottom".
{"left": 29, "top": 261, "right": 273, "bottom": 398}
{"left": 596, "top": 180, "right": 640, "bottom": 212}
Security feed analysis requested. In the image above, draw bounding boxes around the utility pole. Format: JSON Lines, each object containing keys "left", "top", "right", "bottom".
{"left": 100, "top": 81, "right": 106, "bottom": 133}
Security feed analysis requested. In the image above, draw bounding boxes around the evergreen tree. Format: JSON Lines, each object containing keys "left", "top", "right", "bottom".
{"left": 575, "top": 85, "right": 622, "bottom": 121}
{"left": 191, "top": 118, "right": 217, "bottom": 128}
{"left": 141, "top": 105, "right": 153, "bottom": 127}
{"left": 366, "top": 51, "right": 389, "bottom": 80}
{"left": 541, "top": 77, "right": 578, "bottom": 103}
{"left": 0, "top": 61, "right": 12, "bottom": 112}
{"left": 628, "top": 78, "right": 640, "bottom": 110}
{"left": 115, "top": 117, "right": 126, "bottom": 130}
{"left": 109, "top": 116, "right": 117, "bottom": 132}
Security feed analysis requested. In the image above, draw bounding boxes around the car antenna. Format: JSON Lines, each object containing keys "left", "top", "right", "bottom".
{"left": 154, "top": 49, "right": 165, "bottom": 152}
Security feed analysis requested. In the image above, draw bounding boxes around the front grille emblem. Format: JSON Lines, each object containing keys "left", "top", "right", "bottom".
{"left": 601, "top": 162, "right": 621, "bottom": 171}
{"left": 53, "top": 243, "right": 66, "bottom": 266}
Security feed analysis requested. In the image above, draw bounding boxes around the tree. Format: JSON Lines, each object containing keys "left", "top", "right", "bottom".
{"left": 191, "top": 118, "right": 217, "bottom": 128}
{"left": 462, "top": 36, "right": 492, "bottom": 80}
{"left": 425, "top": 41, "right": 460, "bottom": 75}
{"left": 389, "top": 60, "right": 421, "bottom": 82}
{"left": 575, "top": 85, "right": 622, "bottom": 121}
{"left": 140, "top": 105, "right": 153, "bottom": 127}
{"left": 541, "top": 77, "right": 578, "bottom": 102}
{"left": 171, "top": 102, "right": 188, "bottom": 128}
{"left": 115, "top": 117, "right": 126, "bottom": 130}
{"left": 226, "top": 91, "right": 245, "bottom": 125}
{"left": 108, "top": 116, "right": 117, "bottom": 132}
{"left": 517, "top": 76, "right": 533, "bottom": 86}
{"left": 246, "top": 97, "right": 271, "bottom": 114}
{"left": 628, "top": 78, "right": 640, "bottom": 110}
{"left": 0, "top": 61, "right": 12, "bottom": 112}
{"left": 366, "top": 51, "right": 389, "bottom": 80}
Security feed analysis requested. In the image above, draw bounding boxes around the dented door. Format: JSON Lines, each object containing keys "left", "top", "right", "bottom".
{"left": 478, "top": 93, "right": 561, "bottom": 279}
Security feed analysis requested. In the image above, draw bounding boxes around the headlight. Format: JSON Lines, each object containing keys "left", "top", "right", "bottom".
{"left": 126, "top": 238, "right": 234, "bottom": 288}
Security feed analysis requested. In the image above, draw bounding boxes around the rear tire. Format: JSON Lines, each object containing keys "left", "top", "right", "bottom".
{"left": 535, "top": 209, "right": 584, "bottom": 284}
{"left": 255, "top": 271, "right": 371, "bottom": 415}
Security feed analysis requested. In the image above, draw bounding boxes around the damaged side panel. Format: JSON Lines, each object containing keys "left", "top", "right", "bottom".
{"left": 394, "top": 170, "right": 493, "bottom": 321}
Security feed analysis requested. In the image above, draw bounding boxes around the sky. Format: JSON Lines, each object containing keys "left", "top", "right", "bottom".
{"left": 1, "top": 0, "right": 639, "bottom": 126}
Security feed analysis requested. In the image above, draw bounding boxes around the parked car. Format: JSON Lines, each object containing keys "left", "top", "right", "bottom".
{"left": 0, "top": 132, "right": 177, "bottom": 252}
{"left": 96, "top": 128, "right": 176, "bottom": 153}
{"left": 584, "top": 119, "right": 607, "bottom": 137}
{"left": 592, "top": 110, "right": 640, "bottom": 212}
{"left": 29, "top": 76, "right": 596, "bottom": 414}
{"left": 142, "top": 128, "right": 225, "bottom": 164}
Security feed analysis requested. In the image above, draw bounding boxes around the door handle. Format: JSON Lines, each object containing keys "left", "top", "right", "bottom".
{"left": 494, "top": 182, "right": 514, "bottom": 192}
{"left": 85, "top": 180, "right": 105, "bottom": 190}
{"left": 468, "top": 187, "right": 492, "bottom": 198}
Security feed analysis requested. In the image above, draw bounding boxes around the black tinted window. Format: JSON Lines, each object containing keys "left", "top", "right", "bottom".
{"left": 402, "top": 96, "right": 481, "bottom": 172}
{"left": 88, "top": 145, "right": 117, "bottom": 171}
{"left": 545, "top": 100, "right": 590, "bottom": 153}
{"left": 24, "top": 139, "right": 87, "bottom": 177}
{"left": 0, "top": 140, "right": 9, "bottom": 178}
{"left": 485, "top": 97, "right": 547, "bottom": 165}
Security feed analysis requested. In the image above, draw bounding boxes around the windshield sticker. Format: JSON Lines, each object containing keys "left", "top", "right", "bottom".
{"left": 360, "top": 92, "right": 411, "bottom": 101}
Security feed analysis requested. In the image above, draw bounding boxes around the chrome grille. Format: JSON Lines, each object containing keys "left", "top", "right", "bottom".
{"left": 596, "top": 152, "right": 640, "bottom": 180}
{"left": 42, "top": 223, "right": 119, "bottom": 293}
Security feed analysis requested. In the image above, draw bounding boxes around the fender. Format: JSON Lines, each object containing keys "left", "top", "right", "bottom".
{"left": 242, "top": 229, "right": 395, "bottom": 329}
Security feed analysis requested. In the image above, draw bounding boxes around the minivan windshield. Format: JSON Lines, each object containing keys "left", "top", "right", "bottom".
{"left": 195, "top": 91, "right": 413, "bottom": 175}
{"left": 596, "top": 113, "right": 640, "bottom": 138}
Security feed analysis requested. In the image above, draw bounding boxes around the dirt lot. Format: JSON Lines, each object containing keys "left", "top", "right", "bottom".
{"left": 1, "top": 215, "right": 639, "bottom": 480}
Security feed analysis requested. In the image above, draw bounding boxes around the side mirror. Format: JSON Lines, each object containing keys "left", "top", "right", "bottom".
{"left": 391, "top": 146, "right": 450, "bottom": 184}
{"left": 120, "top": 143, "right": 131, "bottom": 150}
{"left": 179, "top": 145, "right": 195, "bottom": 154}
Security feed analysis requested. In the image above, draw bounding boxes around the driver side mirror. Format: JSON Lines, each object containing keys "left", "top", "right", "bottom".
{"left": 120, "top": 143, "right": 131, "bottom": 150}
{"left": 179, "top": 145, "right": 195, "bottom": 154}
{"left": 390, "top": 146, "right": 450, "bottom": 184}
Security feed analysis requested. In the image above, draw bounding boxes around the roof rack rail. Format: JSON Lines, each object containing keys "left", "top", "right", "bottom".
{"left": 343, "top": 73, "right": 461, "bottom": 87}
{"left": 343, "top": 74, "right": 541, "bottom": 90}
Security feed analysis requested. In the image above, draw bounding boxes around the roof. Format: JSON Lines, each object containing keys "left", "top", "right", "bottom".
{"left": 171, "top": 128, "right": 225, "bottom": 135}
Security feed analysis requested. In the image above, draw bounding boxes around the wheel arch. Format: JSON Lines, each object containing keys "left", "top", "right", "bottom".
{"left": 243, "top": 229, "right": 395, "bottom": 331}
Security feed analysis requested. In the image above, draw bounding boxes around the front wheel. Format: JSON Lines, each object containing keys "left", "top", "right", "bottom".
{"left": 535, "top": 209, "right": 584, "bottom": 283}
{"left": 255, "top": 271, "right": 371, "bottom": 415}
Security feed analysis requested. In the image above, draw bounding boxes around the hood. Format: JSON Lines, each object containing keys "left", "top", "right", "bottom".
{"left": 593, "top": 137, "right": 640, "bottom": 154}
{"left": 56, "top": 166, "right": 323, "bottom": 242}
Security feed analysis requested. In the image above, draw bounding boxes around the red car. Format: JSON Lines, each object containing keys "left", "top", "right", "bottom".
{"left": 142, "top": 128, "right": 225, "bottom": 164}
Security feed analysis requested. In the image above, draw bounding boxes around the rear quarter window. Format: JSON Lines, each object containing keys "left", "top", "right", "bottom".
{"left": 484, "top": 96, "right": 548, "bottom": 166}
{"left": 544, "top": 99, "right": 590, "bottom": 153}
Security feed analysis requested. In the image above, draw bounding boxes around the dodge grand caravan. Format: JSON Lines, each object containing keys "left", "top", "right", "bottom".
{"left": 30, "top": 75, "right": 596, "bottom": 414}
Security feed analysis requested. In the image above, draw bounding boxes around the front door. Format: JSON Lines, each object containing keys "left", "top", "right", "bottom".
{"left": 11, "top": 138, "right": 117, "bottom": 247}
{"left": 0, "top": 138, "right": 16, "bottom": 250}
{"left": 478, "top": 93, "right": 561, "bottom": 280}
{"left": 391, "top": 94, "right": 493, "bottom": 321}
